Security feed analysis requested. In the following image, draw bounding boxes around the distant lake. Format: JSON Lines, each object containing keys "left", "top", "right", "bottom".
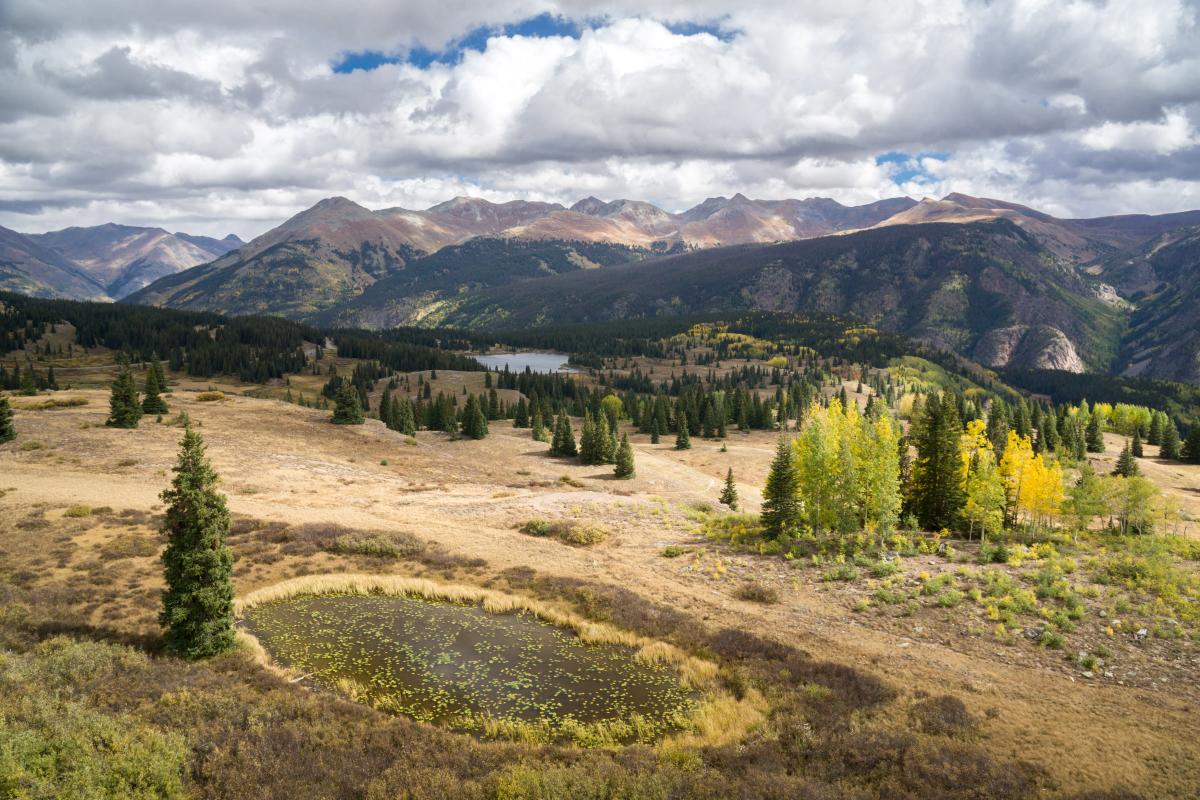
{"left": 472, "top": 351, "right": 575, "bottom": 373}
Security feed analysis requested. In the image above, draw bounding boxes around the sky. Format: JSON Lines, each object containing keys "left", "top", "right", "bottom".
{"left": 1, "top": 0, "right": 1199, "bottom": 239}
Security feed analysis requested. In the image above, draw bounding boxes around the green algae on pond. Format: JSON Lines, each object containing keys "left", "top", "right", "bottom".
{"left": 243, "top": 593, "right": 694, "bottom": 741}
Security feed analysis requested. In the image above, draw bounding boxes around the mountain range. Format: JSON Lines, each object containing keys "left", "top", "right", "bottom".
{"left": 8, "top": 189, "right": 1200, "bottom": 384}
{"left": 0, "top": 223, "right": 242, "bottom": 301}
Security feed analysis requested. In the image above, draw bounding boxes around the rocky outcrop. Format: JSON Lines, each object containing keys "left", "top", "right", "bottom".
{"left": 974, "top": 325, "right": 1086, "bottom": 372}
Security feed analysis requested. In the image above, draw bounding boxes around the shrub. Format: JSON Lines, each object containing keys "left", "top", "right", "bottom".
{"left": 63, "top": 504, "right": 92, "bottom": 518}
{"left": 910, "top": 695, "right": 976, "bottom": 737}
{"left": 661, "top": 546, "right": 685, "bottom": 558}
{"left": 735, "top": 582, "right": 780, "bottom": 604}
{"left": 869, "top": 560, "right": 901, "bottom": 578}
{"left": 1039, "top": 630, "right": 1064, "bottom": 649}
{"left": 326, "top": 532, "right": 425, "bottom": 559}
{"left": 937, "top": 590, "right": 965, "bottom": 608}
{"left": 520, "top": 520, "right": 552, "bottom": 537}
{"left": 520, "top": 519, "right": 609, "bottom": 546}
{"left": 19, "top": 440, "right": 45, "bottom": 451}
{"left": 196, "top": 391, "right": 224, "bottom": 402}
{"left": 822, "top": 564, "right": 860, "bottom": 582}
{"left": 556, "top": 522, "right": 609, "bottom": 547}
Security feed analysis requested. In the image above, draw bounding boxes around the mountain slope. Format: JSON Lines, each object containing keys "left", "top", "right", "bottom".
{"left": 30, "top": 223, "right": 243, "bottom": 298}
{"left": 128, "top": 193, "right": 919, "bottom": 319}
{"left": 0, "top": 225, "right": 109, "bottom": 300}
{"left": 872, "top": 193, "right": 1200, "bottom": 269}
{"left": 322, "top": 237, "right": 656, "bottom": 328}
{"left": 435, "top": 220, "right": 1124, "bottom": 372}
{"left": 1104, "top": 226, "right": 1200, "bottom": 384}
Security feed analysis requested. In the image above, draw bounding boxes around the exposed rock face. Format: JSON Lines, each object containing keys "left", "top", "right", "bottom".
{"left": 974, "top": 325, "right": 1086, "bottom": 372}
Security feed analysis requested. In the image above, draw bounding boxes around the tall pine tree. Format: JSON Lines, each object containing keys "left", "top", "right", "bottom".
{"left": 0, "top": 396, "right": 14, "bottom": 443}
{"left": 107, "top": 357, "right": 142, "bottom": 429}
{"left": 760, "top": 437, "right": 800, "bottom": 539}
{"left": 719, "top": 467, "right": 739, "bottom": 510}
{"left": 159, "top": 428, "right": 235, "bottom": 659}
{"left": 331, "top": 383, "right": 365, "bottom": 424}
{"left": 142, "top": 356, "right": 169, "bottom": 415}
{"left": 614, "top": 433, "right": 635, "bottom": 478}
{"left": 909, "top": 392, "right": 964, "bottom": 531}
{"left": 1161, "top": 419, "right": 1181, "bottom": 460}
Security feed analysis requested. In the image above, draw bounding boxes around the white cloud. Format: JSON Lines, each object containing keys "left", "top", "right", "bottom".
{"left": 0, "top": 0, "right": 1198, "bottom": 237}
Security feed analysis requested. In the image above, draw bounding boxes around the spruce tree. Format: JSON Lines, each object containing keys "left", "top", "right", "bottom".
{"left": 650, "top": 417, "right": 661, "bottom": 444}
{"left": 1148, "top": 412, "right": 1163, "bottom": 446}
{"left": 379, "top": 388, "right": 394, "bottom": 428}
{"left": 579, "top": 411, "right": 599, "bottom": 464}
{"left": 0, "top": 396, "right": 14, "bottom": 444}
{"left": 674, "top": 421, "right": 691, "bottom": 450}
{"left": 1085, "top": 411, "right": 1105, "bottom": 453}
{"left": 397, "top": 397, "right": 417, "bottom": 436}
{"left": 159, "top": 428, "right": 235, "bottom": 659}
{"left": 106, "top": 357, "right": 142, "bottom": 429}
{"left": 719, "top": 467, "right": 739, "bottom": 510}
{"left": 142, "top": 357, "right": 169, "bottom": 415}
{"left": 760, "top": 437, "right": 799, "bottom": 539}
{"left": 551, "top": 413, "right": 577, "bottom": 457}
{"left": 1113, "top": 442, "right": 1139, "bottom": 477}
{"left": 1183, "top": 423, "right": 1200, "bottom": 464}
{"left": 331, "top": 383, "right": 365, "bottom": 424}
{"left": 531, "top": 409, "right": 546, "bottom": 442}
{"left": 598, "top": 413, "right": 616, "bottom": 463}
{"left": 614, "top": 433, "right": 635, "bottom": 478}
{"left": 1131, "top": 428, "right": 1144, "bottom": 458}
{"left": 1161, "top": 420, "right": 1181, "bottom": 460}
{"left": 462, "top": 394, "right": 488, "bottom": 439}
{"left": 910, "top": 392, "right": 964, "bottom": 531}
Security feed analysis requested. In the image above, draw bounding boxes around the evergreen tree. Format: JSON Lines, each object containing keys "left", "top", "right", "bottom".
{"left": 396, "top": 397, "right": 417, "bottom": 435}
{"left": 379, "top": 387, "right": 394, "bottom": 428}
{"left": 1113, "top": 442, "right": 1140, "bottom": 477}
{"left": 909, "top": 392, "right": 964, "bottom": 531}
{"left": 106, "top": 357, "right": 142, "bottom": 429}
{"left": 1183, "top": 423, "right": 1200, "bottom": 464}
{"left": 1161, "top": 420, "right": 1181, "bottom": 460}
{"left": 674, "top": 420, "right": 691, "bottom": 450}
{"left": 719, "top": 467, "right": 739, "bottom": 510}
{"left": 760, "top": 437, "right": 800, "bottom": 539}
{"left": 1131, "top": 428, "right": 1144, "bottom": 458}
{"left": 0, "top": 396, "right": 14, "bottom": 443}
{"left": 578, "top": 411, "right": 599, "bottom": 464}
{"left": 331, "top": 383, "right": 365, "bottom": 424}
{"left": 1085, "top": 411, "right": 1105, "bottom": 453}
{"left": 614, "top": 433, "right": 635, "bottom": 478}
{"left": 550, "top": 413, "right": 577, "bottom": 457}
{"left": 1148, "top": 412, "right": 1163, "bottom": 446}
{"left": 461, "top": 394, "right": 489, "bottom": 439}
{"left": 531, "top": 409, "right": 546, "bottom": 442}
{"left": 159, "top": 428, "right": 235, "bottom": 659}
{"left": 142, "top": 357, "right": 169, "bottom": 415}
{"left": 650, "top": 417, "right": 661, "bottom": 444}
{"left": 599, "top": 413, "right": 617, "bottom": 463}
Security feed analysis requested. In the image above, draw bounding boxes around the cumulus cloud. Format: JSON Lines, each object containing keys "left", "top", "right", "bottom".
{"left": 0, "top": 0, "right": 1198, "bottom": 237}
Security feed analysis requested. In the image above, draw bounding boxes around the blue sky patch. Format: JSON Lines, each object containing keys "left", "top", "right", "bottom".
{"left": 665, "top": 20, "right": 737, "bottom": 42}
{"left": 333, "top": 13, "right": 588, "bottom": 73}
{"left": 875, "top": 151, "right": 948, "bottom": 185}
{"left": 332, "top": 14, "right": 737, "bottom": 73}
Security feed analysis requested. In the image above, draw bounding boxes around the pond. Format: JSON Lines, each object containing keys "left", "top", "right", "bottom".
{"left": 471, "top": 351, "right": 574, "bottom": 373}
{"left": 243, "top": 593, "right": 693, "bottom": 740}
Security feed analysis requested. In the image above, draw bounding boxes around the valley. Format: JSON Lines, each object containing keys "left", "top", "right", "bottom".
{"left": 2, "top": 300, "right": 1200, "bottom": 798}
